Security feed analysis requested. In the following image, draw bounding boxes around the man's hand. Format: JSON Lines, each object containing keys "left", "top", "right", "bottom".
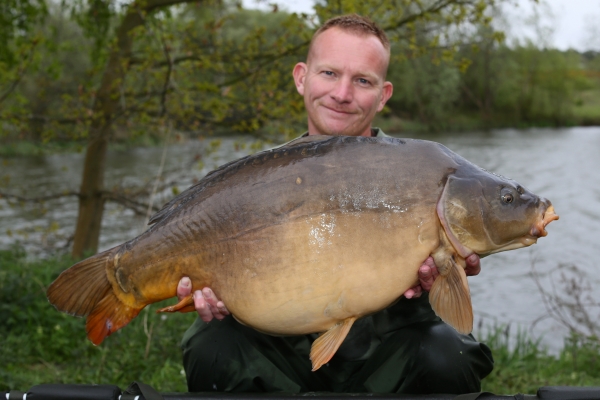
{"left": 403, "top": 254, "right": 481, "bottom": 299}
{"left": 177, "top": 277, "right": 230, "bottom": 322}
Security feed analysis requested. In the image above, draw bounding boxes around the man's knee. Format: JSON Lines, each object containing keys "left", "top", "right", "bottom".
{"left": 182, "top": 317, "right": 241, "bottom": 362}
{"left": 181, "top": 316, "right": 319, "bottom": 392}
{"left": 181, "top": 317, "right": 254, "bottom": 391}
{"left": 414, "top": 322, "right": 494, "bottom": 388}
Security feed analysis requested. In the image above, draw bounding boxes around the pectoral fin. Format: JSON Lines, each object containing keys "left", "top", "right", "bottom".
{"left": 310, "top": 317, "right": 357, "bottom": 371}
{"left": 156, "top": 294, "right": 196, "bottom": 313}
{"left": 429, "top": 258, "right": 473, "bottom": 334}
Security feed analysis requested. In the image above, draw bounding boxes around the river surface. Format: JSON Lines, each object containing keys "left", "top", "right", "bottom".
{"left": 2, "top": 127, "right": 599, "bottom": 350}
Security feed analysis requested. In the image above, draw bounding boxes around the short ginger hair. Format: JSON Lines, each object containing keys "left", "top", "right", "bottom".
{"left": 307, "top": 14, "right": 390, "bottom": 60}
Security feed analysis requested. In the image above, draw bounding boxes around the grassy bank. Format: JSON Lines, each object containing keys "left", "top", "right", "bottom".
{"left": 481, "top": 329, "right": 600, "bottom": 393}
{"left": 2, "top": 248, "right": 600, "bottom": 394}
{"left": 0, "top": 248, "right": 191, "bottom": 392}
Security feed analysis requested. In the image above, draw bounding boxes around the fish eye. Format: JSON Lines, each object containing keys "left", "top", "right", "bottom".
{"left": 501, "top": 193, "right": 514, "bottom": 204}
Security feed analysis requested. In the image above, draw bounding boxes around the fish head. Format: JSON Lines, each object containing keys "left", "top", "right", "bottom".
{"left": 437, "top": 172, "right": 559, "bottom": 258}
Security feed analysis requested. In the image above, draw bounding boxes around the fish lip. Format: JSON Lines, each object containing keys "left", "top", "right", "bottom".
{"left": 530, "top": 204, "right": 559, "bottom": 238}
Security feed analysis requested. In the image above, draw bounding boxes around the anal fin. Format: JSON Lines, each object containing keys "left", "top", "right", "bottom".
{"left": 310, "top": 317, "right": 356, "bottom": 371}
{"left": 156, "top": 294, "right": 195, "bottom": 313}
{"left": 429, "top": 258, "right": 473, "bottom": 334}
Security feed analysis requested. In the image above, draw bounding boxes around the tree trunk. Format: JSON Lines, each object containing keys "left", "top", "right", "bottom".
{"left": 72, "top": 0, "right": 194, "bottom": 258}
{"left": 71, "top": 128, "right": 109, "bottom": 258}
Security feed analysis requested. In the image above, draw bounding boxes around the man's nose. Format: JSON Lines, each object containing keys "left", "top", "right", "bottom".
{"left": 330, "top": 78, "right": 353, "bottom": 103}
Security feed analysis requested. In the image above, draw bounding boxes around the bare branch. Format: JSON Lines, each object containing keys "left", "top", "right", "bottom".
{"left": 383, "top": 0, "right": 477, "bottom": 31}
{"left": 101, "top": 190, "right": 160, "bottom": 216}
{"left": 0, "top": 188, "right": 160, "bottom": 217}
{"left": 531, "top": 262, "right": 600, "bottom": 340}
{"left": 0, "top": 190, "right": 81, "bottom": 202}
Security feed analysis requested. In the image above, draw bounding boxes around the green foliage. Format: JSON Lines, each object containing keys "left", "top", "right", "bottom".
{"left": 1, "top": 1, "right": 313, "bottom": 145}
{"left": 0, "top": 0, "right": 47, "bottom": 66}
{"left": 387, "top": 51, "right": 460, "bottom": 127}
{"left": 453, "top": 23, "right": 600, "bottom": 129}
{"left": 481, "top": 326, "right": 600, "bottom": 394}
{"left": 1, "top": 3, "right": 97, "bottom": 143}
{"left": 68, "top": 0, "right": 116, "bottom": 61}
{"left": 0, "top": 248, "right": 193, "bottom": 392}
{"left": 129, "top": 4, "right": 311, "bottom": 139}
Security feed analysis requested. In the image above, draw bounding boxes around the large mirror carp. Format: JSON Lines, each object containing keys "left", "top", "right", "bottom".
{"left": 48, "top": 135, "right": 558, "bottom": 370}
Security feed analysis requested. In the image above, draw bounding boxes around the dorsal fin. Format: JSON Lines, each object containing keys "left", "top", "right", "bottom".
{"left": 147, "top": 135, "right": 339, "bottom": 226}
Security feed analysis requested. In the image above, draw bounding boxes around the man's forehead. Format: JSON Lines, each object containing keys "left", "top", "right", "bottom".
{"left": 309, "top": 27, "right": 389, "bottom": 58}
{"left": 308, "top": 28, "right": 390, "bottom": 77}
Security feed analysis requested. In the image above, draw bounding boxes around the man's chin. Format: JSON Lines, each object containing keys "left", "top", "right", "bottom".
{"left": 321, "top": 121, "right": 364, "bottom": 136}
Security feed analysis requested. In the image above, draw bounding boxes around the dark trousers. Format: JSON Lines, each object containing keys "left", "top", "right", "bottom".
{"left": 181, "top": 296, "right": 494, "bottom": 394}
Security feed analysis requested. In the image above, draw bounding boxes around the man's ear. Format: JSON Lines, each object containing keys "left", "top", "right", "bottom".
{"left": 293, "top": 62, "right": 308, "bottom": 95}
{"left": 377, "top": 81, "right": 394, "bottom": 112}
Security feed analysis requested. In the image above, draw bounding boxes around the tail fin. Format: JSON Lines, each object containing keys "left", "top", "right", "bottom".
{"left": 47, "top": 248, "right": 141, "bottom": 345}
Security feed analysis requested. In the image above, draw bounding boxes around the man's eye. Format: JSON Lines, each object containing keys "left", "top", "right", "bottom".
{"left": 323, "top": 71, "right": 334, "bottom": 76}
{"left": 358, "top": 78, "right": 370, "bottom": 85}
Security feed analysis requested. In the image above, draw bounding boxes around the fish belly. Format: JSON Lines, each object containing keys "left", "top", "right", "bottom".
{"left": 211, "top": 208, "right": 440, "bottom": 335}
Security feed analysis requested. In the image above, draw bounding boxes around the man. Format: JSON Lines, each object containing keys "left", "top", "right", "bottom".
{"left": 176, "top": 14, "right": 493, "bottom": 394}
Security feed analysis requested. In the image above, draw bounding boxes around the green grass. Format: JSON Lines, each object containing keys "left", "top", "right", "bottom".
{"left": 0, "top": 248, "right": 193, "bottom": 392}
{"left": 3, "top": 247, "right": 600, "bottom": 394}
{"left": 481, "top": 328, "right": 600, "bottom": 394}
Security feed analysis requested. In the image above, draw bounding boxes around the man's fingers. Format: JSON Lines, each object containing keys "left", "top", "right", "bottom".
{"left": 418, "top": 265, "right": 437, "bottom": 292}
{"left": 202, "top": 288, "right": 230, "bottom": 319}
{"left": 193, "top": 290, "right": 215, "bottom": 322}
{"left": 405, "top": 258, "right": 442, "bottom": 299}
{"left": 404, "top": 285, "right": 422, "bottom": 299}
{"left": 216, "top": 301, "right": 229, "bottom": 315}
{"left": 407, "top": 254, "right": 477, "bottom": 299}
{"left": 465, "top": 254, "right": 481, "bottom": 276}
{"left": 177, "top": 277, "right": 192, "bottom": 300}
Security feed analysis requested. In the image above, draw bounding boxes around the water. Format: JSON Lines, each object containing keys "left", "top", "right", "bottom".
{"left": 1, "top": 127, "right": 599, "bottom": 350}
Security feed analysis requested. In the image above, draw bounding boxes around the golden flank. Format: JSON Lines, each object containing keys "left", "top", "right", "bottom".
{"left": 48, "top": 136, "right": 558, "bottom": 371}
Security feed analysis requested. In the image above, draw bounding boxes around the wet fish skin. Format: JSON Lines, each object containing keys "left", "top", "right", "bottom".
{"left": 47, "top": 135, "right": 557, "bottom": 370}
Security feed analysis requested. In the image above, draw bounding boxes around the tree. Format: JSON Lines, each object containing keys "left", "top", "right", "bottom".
{"left": 66, "top": 0, "right": 313, "bottom": 257}
{"left": 0, "top": 0, "right": 47, "bottom": 127}
{"left": 1, "top": 0, "right": 518, "bottom": 257}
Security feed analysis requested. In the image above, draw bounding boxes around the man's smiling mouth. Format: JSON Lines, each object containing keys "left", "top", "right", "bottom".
{"left": 322, "top": 105, "right": 355, "bottom": 115}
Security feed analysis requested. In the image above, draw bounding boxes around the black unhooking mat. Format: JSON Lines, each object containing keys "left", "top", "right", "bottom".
{"left": 4, "top": 383, "right": 600, "bottom": 400}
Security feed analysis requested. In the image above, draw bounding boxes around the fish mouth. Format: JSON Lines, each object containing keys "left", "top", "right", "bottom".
{"left": 530, "top": 204, "right": 559, "bottom": 238}
{"left": 495, "top": 204, "right": 559, "bottom": 252}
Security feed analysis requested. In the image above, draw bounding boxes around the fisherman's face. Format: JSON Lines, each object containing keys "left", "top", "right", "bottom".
{"left": 293, "top": 27, "right": 393, "bottom": 137}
